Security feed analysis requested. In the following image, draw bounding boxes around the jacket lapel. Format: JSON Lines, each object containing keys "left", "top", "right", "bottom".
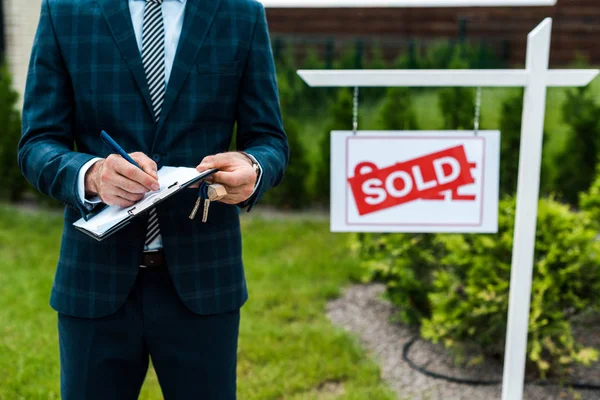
{"left": 152, "top": 0, "right": 222, "bottom": 146}
{"left": 96, "top": 0, "right": 154, "bottom": 118}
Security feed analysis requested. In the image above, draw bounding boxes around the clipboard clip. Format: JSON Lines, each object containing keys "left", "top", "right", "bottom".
{"left": 126, "top": 182, "right": 181, "bottom": 217}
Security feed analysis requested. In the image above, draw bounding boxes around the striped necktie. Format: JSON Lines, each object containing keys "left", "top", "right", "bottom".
{"left": 142, "top": 0, "right": 165, "bottom": 247}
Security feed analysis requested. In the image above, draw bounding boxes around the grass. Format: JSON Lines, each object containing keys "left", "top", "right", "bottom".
{"left": 0, "top": 205, "right": 394, "bottom": 400}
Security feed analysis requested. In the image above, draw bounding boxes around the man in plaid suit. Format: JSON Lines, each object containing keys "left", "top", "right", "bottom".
{"left": 18, "top": 0, "right": 288, "bottom": 398}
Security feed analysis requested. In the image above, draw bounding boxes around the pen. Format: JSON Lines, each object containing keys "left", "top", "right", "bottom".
{"left": 100, "top": 130, "right": 142, "bottom": 170}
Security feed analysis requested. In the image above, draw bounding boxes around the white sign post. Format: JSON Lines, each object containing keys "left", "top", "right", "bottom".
{"left": 297, "top": 18, "right": 599, "bottom": 400}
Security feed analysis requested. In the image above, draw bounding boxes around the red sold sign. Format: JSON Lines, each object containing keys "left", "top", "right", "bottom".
{"left": 348, "top": 145, "right": 476, "bottom": 216}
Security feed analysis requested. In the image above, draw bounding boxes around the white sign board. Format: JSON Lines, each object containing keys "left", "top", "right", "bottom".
{"left": 331, "top": 131, "right": 500, "bottom": 233}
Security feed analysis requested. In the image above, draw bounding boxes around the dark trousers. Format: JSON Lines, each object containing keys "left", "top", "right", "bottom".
{"left": 58, "top": 267, "right": 240, "bottom": 400}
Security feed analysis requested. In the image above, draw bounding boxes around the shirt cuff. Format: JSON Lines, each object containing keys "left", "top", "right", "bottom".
{"left": 77, "top": 157, "right": 104, "bottom": 211}
{"left": 244, "top": 153, "right": 262, "bottom": 197}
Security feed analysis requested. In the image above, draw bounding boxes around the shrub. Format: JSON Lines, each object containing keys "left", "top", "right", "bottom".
{"left": 359, "top": 197, "right": 600, "bottom": 377}
{"left": 315, "top": 88, "right": 354, "bottom": 204}
{"left": 437, "top": 57, "right": 476, "bottom": 130}
{"left": 580, "top": 162, "right": 600, "bottom": 223}
{"left": 394, "top": 40, "right": 420, "bottom": 70}
{"left": 497, "top": 91, "right": 523, "bottom": 197}
{"left": 260, "top": 117, "right": 309, "bottom": 209}
{"left": 551, "top": 85, "right": 600, "bottom": 205}
{"left": 362, "top": 44, "right": 388, "bottom": 102}
{"left": 378, "top": 87, "right": 419, "bottom": 130}
{"left": 497, "top": 90, "right": 554, "bottom": 198}
{"left": 260, "top": 68, "right": 311, "bottom": 209}
{"left": 296, "top": 47, "right": 330, "bottom": 114}
{"left": 0, "top": 65, "right": 26, "bottom": 201}
{"left": 334, "top": 45, "right": 362, "bottom": 70}
{"left": 359, "top": 233, "right": 440, "bottom": 325}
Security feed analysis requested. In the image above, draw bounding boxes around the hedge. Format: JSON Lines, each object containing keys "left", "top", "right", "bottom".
{"left": 357, "top": 196, "right": 600, "bottom": 377}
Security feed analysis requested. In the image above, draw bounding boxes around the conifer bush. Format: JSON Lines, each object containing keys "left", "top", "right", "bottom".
{"left": 260, "top": 117, "right": 309, "bottom": 209}
{"left": 438, "top": 58, "right": 476, "bottom": 130}
{"left": 378, "top": 87, "right": 419, "bottom": 130}
{"left": 551, "top": 85, "right": 600, "bottom": 205}
{"left": 315, "top": 89, "right": 354, "bottom": 204}
{"left": 497, "top": 91, "right": 523, "bottom": 197}
{"left": 0, "top": 65, "right": 26, "bottom": 201}
{"left": 358, "top": 197, "right": 600, "bottom": 376}
{"left": 579, "top": 162, "right": 600, "bottom": 223}
{"left": 260, "top": 66, "right": 310, "bottom": 209}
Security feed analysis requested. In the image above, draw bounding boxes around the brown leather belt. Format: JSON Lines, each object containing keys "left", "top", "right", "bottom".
{"left": 140, "top": 249, "right": 166, "bottom": 268}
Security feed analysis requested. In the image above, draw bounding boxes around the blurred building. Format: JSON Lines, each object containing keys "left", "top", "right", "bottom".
{"left": 2, "top": 0, "right": 41, "bottom": 103}
{"left": 266, "top": 0, "right": 599, "bottom": 68}
{"left": 1, "top": 0, "right": 597, "bottom": 100}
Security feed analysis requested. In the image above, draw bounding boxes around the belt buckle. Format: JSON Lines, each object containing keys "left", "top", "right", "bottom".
{"left": 141, "top": 249, "right": 162, "bottom": 269}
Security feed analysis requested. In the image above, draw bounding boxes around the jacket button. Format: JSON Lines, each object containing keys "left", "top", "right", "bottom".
{"left": 152, "top": 154, "right": 161, "bottom": 163}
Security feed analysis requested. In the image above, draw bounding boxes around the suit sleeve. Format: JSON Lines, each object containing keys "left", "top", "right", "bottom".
{"left": 18, "top": 0, "right": 97, "bottom": 219}
{"left": 235, "top": 2, "right": 289, "bottom": 211}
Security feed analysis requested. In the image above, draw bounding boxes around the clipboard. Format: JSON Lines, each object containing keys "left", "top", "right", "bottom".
{"left": 73, "top": 167, "right": 218, "bottom": 241}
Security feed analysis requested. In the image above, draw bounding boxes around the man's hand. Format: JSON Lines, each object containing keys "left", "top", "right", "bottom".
{"left": 85, "top": 152, "right": 160, "bottom": 208}
{"left": 195, "top": 152, "right": 257, "bottom": 204}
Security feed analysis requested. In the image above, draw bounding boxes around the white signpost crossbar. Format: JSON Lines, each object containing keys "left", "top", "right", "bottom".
{"left": 298, "top": 69, "right": 598, "bottom": 88}
{"left": 297, "top": 18, "right": 599, "bottom": 400}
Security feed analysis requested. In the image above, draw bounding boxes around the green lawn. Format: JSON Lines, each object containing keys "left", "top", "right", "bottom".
{"left": 0, "top": 206, "right": 394, "bottom": 400}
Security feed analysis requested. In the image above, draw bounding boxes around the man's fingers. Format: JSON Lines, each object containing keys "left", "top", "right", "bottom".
{"left": 130, "top": 152, "right": 158, "bottom": 180}
{"left": 110, "top": 173, "right": 150, "bottom": 195}
{"left": 112, "top": 187, "right": 145, "bottom": 203}
{"left": 198, "top": 153, "right": 236, "bottom": 170}
{"left": 212, "top": 169, "right": 255, "bottom": 188}
{"left": 103, "top": 193, "right": 138, "bottom": 208}
{"left": 113, "top": 157, "right": 160, "bottom": 191}
{"left": 213, "top": 184, "right": 254, "bottom": 205}
{"left": 213, "top": 171, "right": 243, "bottom": 187}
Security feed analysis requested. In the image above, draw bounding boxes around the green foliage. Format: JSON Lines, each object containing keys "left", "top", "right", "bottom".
{"left": 358, "top": 233, "right": 440, "bottom": 325}
{"left": 497, "top": 91, "right": 551, "bottom": 197}
{"left": 315, "top": 89, "right": 354, "bottom": 204}
{"left": 498, "top": 90, "right": 526, "bottom": 197}
{"left": 437, "top": 57, "right": 476, "bottom": 130}
{"left": 0, "top": 65, "right": 26, "bottom": 201}
{"left": 551, "top": 86, "right": 600, "bottom": 205}
{"left": 334, "top": 45, "right": 362, "bottom": 70}
{"left": 498, "top": 92, "right": 521, "bottom": 195}
{"left": 438, "top": 87, "right": 475, "bottom": 130}
{"left": 580, "top": 162, "right": 600, "bottom": 223}
{"left": 394, "top": 41, "right": 420, "bottom": 70}
{"left": 358, "top": 197, "right": 600, "bottom": 377}
{"left": 393, "top": 41, "right": 500, "bottom": 71}
{"left": 366, "top": 44, "right": 387, "bottom": 70}
{"left": 363, "top": 45, "right": 388, "bottom": 101}
{"left": 378, "top": 87, "right": 419, "bottom": 130}
{"left": 422, "top": 41, "right": 458, "bottom": 69}
{"left": 260, "top": 67, "right": 311, "bottom": 209}
{"left": 261, "top": 118, "right": 309, "bottom": 209}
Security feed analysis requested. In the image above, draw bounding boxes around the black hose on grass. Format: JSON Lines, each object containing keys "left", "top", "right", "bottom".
{"left": 403, "top": 336, "right": 600, "bottom": 391}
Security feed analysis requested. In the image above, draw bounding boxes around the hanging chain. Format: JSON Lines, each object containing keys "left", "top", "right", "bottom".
{"left": 473, "top": 86, "right": 482, "bottom": 136}
{"left": 352, "top": 86, "right": 359, "bottom": 135}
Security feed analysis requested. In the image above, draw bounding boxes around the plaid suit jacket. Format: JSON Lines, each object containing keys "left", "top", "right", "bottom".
{"left": 18, "top": 0, "right": 288, "bottom": 318}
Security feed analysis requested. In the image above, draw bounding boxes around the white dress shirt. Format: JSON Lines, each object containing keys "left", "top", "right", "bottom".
{"left": 76, "top": 0, "right": 261, "bottom": 251}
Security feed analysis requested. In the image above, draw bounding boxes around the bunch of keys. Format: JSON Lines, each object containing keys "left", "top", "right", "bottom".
{"left": 189, "top": 182, "right": 228, "bottom": 223}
